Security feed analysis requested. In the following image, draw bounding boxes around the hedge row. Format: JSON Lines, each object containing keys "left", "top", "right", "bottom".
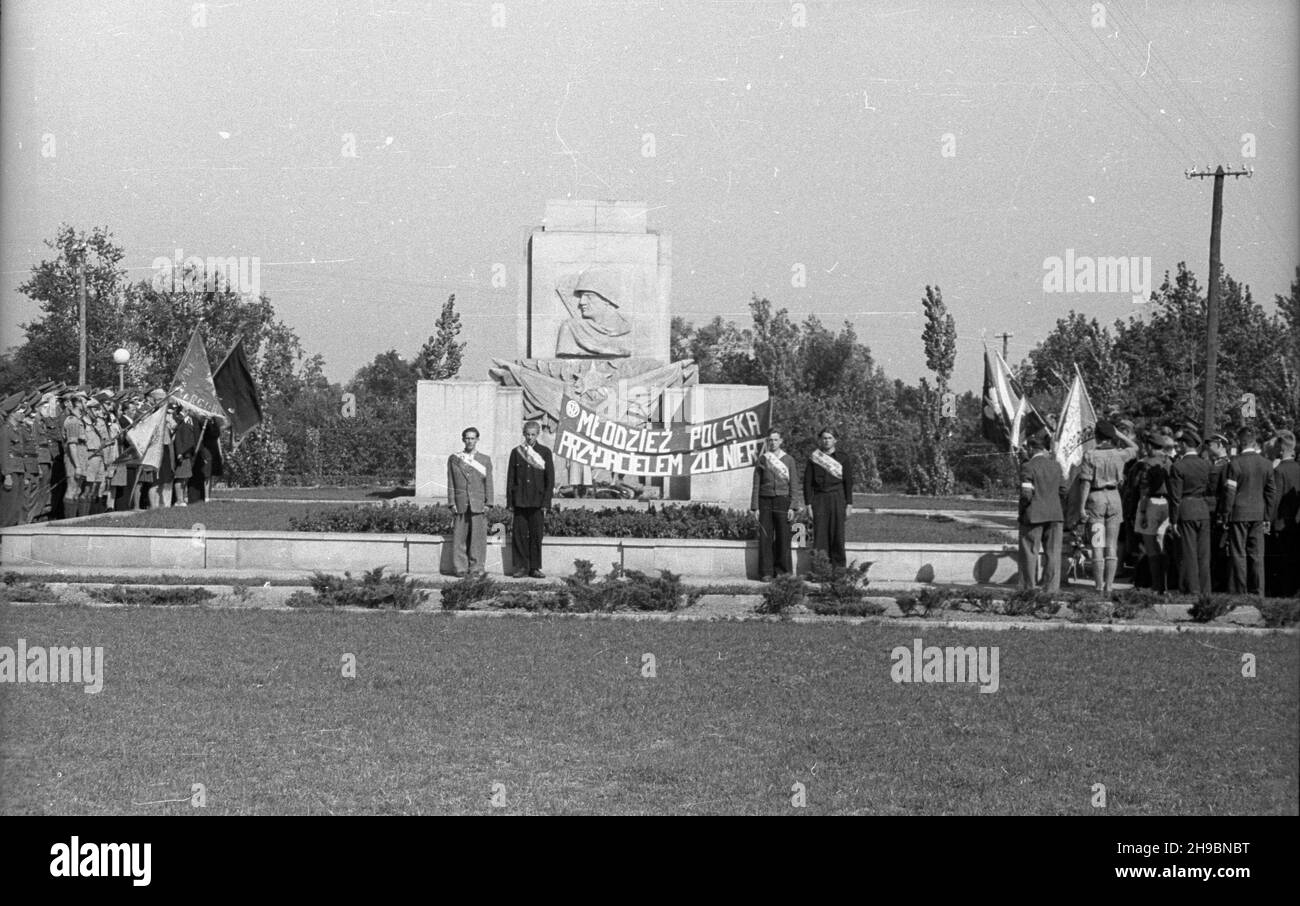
{"left": 289, "top": 502, "right": 790, "bottom": 540}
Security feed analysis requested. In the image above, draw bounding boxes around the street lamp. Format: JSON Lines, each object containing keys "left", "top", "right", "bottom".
{"left": 113, "top": 347, "right": 130, "bottom": 391}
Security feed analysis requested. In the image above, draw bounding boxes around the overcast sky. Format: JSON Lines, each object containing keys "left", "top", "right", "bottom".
{"left": 3, "top": 0, "right": 1297, "bottom": 394}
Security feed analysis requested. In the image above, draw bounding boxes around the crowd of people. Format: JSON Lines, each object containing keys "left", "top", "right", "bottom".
{"left": 1019, "top": 419, "right": 1300, "bottom": 599}
{"left": 0, "top": 382, "right": 222, "bottom": 527}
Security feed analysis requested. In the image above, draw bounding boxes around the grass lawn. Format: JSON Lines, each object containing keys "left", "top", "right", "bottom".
{"left": 213, "top": 486, "right": 412, "bottom": 501}
{"left": 91, "top": 503, "right": 1012, "bottom": 544}
{"left": 855, "top": 493, "right": 1015, "bottom": 512}
{"left": 1, "top": 605, "right": 1294, "bottom": 815}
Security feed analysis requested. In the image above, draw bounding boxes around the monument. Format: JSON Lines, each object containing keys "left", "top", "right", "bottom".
{"left": 415, "top": 200, "right": 768, "bottom": 509}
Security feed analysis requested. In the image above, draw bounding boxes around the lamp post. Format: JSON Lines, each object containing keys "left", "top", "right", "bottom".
{"left": 113, "top": 348, "right": 130, "bottom": 391}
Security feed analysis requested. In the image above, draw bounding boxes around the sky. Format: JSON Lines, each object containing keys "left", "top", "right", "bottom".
{"left": 2, "top": 0, "right": 1297, "bottom": 395}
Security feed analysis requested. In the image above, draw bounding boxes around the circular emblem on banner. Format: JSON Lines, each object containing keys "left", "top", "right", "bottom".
{"left": 565, "top": 399, "right": 580, "bottom": 418}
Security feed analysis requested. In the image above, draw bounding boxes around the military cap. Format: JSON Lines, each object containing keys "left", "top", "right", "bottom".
{"left": 1175, "top": 428, "right": 1201, "bottom": 447}
{"left": 0, "top": 391, "right": 25, "bottom": 416}
{"left": 1207, "top": 433, "right": 1230, "bottom": 447}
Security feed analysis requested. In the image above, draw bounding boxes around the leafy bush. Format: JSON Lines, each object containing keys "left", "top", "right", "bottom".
{"left": 757, "top": 574, "right": 807, "bottom": 615}
{"left": 590, "top": 564, "right": 686, "bottom": 612}
{"left": 440, "top": 572, "right": 498, "bottom": 610}
{"left": 87, "top": 585, "right": 216, "bottom": 606}
{"left": 1111, "top": 588, "right": 1162, "bottom": 618}
{"left": 296, "top": 566, "right": 425, "bottom": 609}
{"left": 0, "top": 579, "right": 61, "bottom": 604}
{"left": 896, "top": 585, "right": 955, "bottom": 617}
{"left": 1067, "top": 599, "right": 1114, "bottom": 623}
{"left": 808, "top": 597, "right": 886, "bottom": 617}
{"left": 1188, "top": 593, "right": 1234, "bottom": 623}
{"left": 224, "top": 415, "right": 289, "bottom": 487}
{"left": 1257, "top": 597, "right": 1300, "bottom": 627}
{"left": 806, "top": 550, "right": 872, "bottom": 603}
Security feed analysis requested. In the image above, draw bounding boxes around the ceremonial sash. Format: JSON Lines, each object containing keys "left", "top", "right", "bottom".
{"left": 762, "top": 451, "right": 789, "bottom": 482}
{"left": 518, "top": 444, "right": 546, "bottom": 471}
{"left": 456, "top": 451, "right": 487, "bottom": 478}
{"left": 811, "top": 449, "right": 842, "bottom": 479}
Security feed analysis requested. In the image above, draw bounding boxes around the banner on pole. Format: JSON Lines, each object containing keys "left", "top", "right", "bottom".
{"left": 553, "top": 394, "right": 770, "bottom": 477}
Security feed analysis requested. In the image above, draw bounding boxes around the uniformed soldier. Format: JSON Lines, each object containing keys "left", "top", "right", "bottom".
{"left": 1204, "top": 434, "right": 1232, "bottom": 591}
{"left": 1077, "top": 420, "right": 1139, "bottom": 594}
{"left": 0, "top": 394, "right": 27, "bottom": 527}
{"left": 1267, "top": 430, "right": 1299, "bottom": 597}
{"left": 1018, "top": 431, "right": 1066, "bottom": 591}
{"left": 1218, "top": 426, "right": 1277, "bottom": 596}
{"left": 62, "top": 391, "right": 88, "bottom": 517}
{"left": 18, "top": 398, "right": 41, "bottom": 524}
{"left": 1167, "top": 429, "right": 1213, "bottom": 594}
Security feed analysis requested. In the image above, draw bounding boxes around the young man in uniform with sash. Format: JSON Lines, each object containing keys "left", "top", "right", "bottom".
{"left": 802, "top": 428, "right": 853, "bottom": 568}
{"left": 447, "top": 426, "right": 494, "bottom": 577}
{"left": 505, "top": 420, "right": 555, "bottom": 578}
{"left": 750, "top": 428, "right": 800, "bottom": 581}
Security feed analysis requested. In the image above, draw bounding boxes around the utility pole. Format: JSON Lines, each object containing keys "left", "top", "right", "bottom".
{"left": 1186, "top": 164, "right": 1252, "bottom": 435}
{"left": 77, "top": 257, "right": 87, "bottom": 387}
{"left": 995, "top": 331, "right": 1013, "bottom": 360}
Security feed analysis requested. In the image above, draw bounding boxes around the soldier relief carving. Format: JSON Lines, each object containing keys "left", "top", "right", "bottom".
{"left": 555, "top": 269, "right": 632, "bottom": 358}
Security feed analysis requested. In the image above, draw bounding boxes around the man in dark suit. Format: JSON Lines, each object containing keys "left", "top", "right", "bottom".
{"left": 1017, "top": 432, "right": 1066, "bottom": 591}
{"left": 1205, "top": 433, "right": 1232, "bottom": 591}
{"left": 505, "top": 419, "right": 555, "bottom": 579}
{"left": 447, "top": 426, "right": 494, "bottom": 577}
{"left": 1218, "top": 426, "right": 1278, "bottom": 596}
{"left": 1268, "top": 430, "right": 1299, "bottom": 596}
{"left": 1167, "top": 429, "right": 1213, "bottom": 595}
{"left": 802, "top": 427, "right": 853, "bottom": 568}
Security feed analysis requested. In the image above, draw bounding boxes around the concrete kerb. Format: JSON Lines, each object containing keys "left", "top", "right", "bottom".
{"left": 3, "top": 589, "right": 1293, "bottom": 636}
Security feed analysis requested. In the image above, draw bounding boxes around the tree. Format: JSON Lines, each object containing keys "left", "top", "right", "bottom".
{"left": 1021, "top": 311, "right": 1128, "bottom": 414}
{"left": 749, "top": 296, "right": 801, "bottom": 397}
{"left": 13, "top": 225, "right": 128, "bottom": 387}
{"left": 415, "top": 294, "right": 465, "bottom": 381}
{"left": 913, "top": 285, "right": 956, "bottom": 494}
{"left": 347, "top": 350, "right": 418, "bottom": 421}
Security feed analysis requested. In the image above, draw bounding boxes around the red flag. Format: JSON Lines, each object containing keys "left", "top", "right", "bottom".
{"left": 213, "top": 338, "right": 263, "bottom": 444}
{"left": 169, "top": 329, "right": 227, "bottom": 423}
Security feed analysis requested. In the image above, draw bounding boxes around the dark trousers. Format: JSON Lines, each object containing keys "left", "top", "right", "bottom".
{"left": 1227, "top": 521, "right": 1267, "bottom": 596}
{"left": 1176, "top": 519, "right": 1211, "bottom": 595}
{"left": 511, "top": 506, "right": 544, "bottom": 574}
{"left": 757, "top": 495, "right": 793, "bottom": 578}
{"left": 0, "top": 476, "right": 23, "bottom": 527}
{"left": 27, "top": 463, "right": 51, "bottom": 521}
{"left": 1210, "top": 521, "right": 1229, "bottom": 592}
{"left": 1018, "top": 521, "right": 1062, "bottom": 591}
{"left": 811, "top": 489, "right": 847, "bottom": 568}
{"left": 1266, "top": 527, "right": 1299, "bottom": 597}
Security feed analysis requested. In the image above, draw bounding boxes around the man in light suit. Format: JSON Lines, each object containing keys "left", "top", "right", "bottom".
{"left": 505, "top": 420, "right": 555, "bottom": 578}
{"left": 447, "top": 426, "right": 494, "bottom": 577}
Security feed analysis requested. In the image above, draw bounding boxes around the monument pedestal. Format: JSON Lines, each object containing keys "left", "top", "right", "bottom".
{"left": 413, "top": 200, "right": 768, "bottom": 512}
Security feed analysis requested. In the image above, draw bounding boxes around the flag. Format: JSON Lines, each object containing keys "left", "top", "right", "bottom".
{"left": 212, "top": 338, "right": 263, "bottom": 444}
{"left": 981, "top": 346, "right": 1044, "bottom": 451}
{"left": 1054, "top": 366, "right": 1097, "bottom": 477}
{"left": 169, "top": 329, "right": 228, "bottom": 423}
{"left": 126, "top": 404, "right": 168, "bottom": 471}
{"left": 1055, "top": 365, "right": 1098, "bottom": 524}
